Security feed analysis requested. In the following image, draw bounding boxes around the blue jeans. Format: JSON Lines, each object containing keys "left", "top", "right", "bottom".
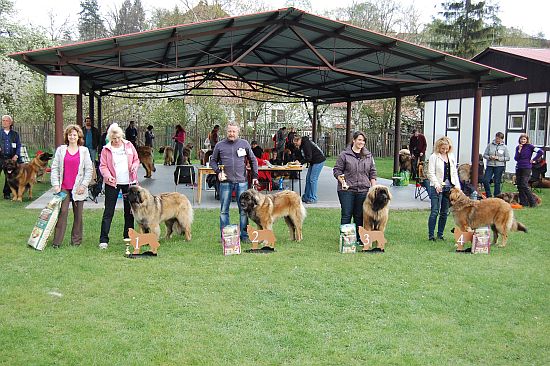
{"left": 303, "top": 161, "right": 325, "bottom": 203}
{"left": 428, "top": 185, "right": 450, "bottom": 239}
{"left": 338, "top": 190, "right": 367, "bottom": 243}
{"left": 483, "top": 165, "right": 504, "bottom": 197}
{"left": 219, "top": 182, "right": 249, "bottom": 240}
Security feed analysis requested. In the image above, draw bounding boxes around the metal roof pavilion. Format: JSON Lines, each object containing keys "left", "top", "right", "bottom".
{"left": 9, "top": 7, "right": 522, "bottom": 104}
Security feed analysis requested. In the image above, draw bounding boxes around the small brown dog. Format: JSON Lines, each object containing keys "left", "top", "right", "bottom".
{"left": 159, "top": 146, "right": 174, "bottom": 165}
{"left": 128, "top": 228, "right": 160, "bottom": 254}
{"left": 358, "top": 226, "right": 387, "bottom": 250}
{"left": 246, "top": 225, "right": 276, "bottom": 249}
{"left": 496, "top": 192, "right": 542, "bottom": 206}
{"left": 136, "top": 146, "right": 156, "bottom": 178}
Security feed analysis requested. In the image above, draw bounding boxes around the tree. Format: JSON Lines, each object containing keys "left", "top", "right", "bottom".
{"left": 426, "top": 0, "right": 501, "bottom": 58}
{"left": 78, "top": 0, "right": 107, "bottom": 41}
{"left": 110, "top": 0, "right": 147, "bottom": 36}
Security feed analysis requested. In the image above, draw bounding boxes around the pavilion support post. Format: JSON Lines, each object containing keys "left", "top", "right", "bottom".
{"left": 393, "top": 95, "right": 402, "bottom": 175}
{"left": 471, "top": 86, "right": 482, "bottom": 189}
{"left": 54, "top": 94, "right": 64, "bottom": 147}
{"left": 97, "top": 95, "right": 103, "bottom": 133}
{"left": 76, "top": 94, "right": 83, "bottom": 126}
{"left": 88, "top": 92, "right": 95, "bottom": 125}
{"left": 312, "top": 103, "right": 318, "bottom": 142}
{"left": 346, "top": 101, "right": 352, "bottom": 144}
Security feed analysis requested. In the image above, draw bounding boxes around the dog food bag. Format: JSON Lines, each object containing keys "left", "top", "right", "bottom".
{"left": 28, "top": 192, "right": 67, "bottom": 251}
{"left": 472, "top": 227, "right": 491, "bottom": 254}
{"left": 339, "top": 224, "right": 357, "bottom": 253}
{"left": 222, "top": 224, "right": 241, "bottom": 256}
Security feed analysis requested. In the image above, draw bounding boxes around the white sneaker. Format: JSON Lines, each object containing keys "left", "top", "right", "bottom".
{"left": 99, "top": 242, "right": 108, "bottom": 249}
{"left": 123, "top": 238, "right": 131, "bottom": 243}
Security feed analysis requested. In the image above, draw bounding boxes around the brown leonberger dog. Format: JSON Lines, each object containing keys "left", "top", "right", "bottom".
{"left": 126, "top": 185, "right": 193, "bottom": 241}
{"left": 136, "top": 146, "right": 156, "bottom": 178}
{"left": 159, "top": 146, "right": 174, "bottom": 165}
{"left": 496, "top": 192, "right": 542, "bottom": 206}
{"left": 240, "top": 189, "right": 306, "bottom": 241}
{"left": 6, "top": 152, "right": 52, "bottom": 201}
{"left": 363, "top": 184, "right": 392, "bottom": 232}
{"left": 449, "top": 187, "right": 527, "bottom": 247}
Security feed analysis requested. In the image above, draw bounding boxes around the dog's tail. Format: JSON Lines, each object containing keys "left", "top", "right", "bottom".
{"left": 512, "top": 220, "right": 527, "bottom": 233}
{"left": 300, "top": 201, "right": 307, "bottom": 220}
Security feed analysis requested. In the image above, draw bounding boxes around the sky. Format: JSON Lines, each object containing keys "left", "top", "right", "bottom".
{"left": 13, "top": 0, "right": 550, "bottom": 39}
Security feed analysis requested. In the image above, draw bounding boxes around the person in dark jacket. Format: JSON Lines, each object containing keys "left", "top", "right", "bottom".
{"left": 515, "top": 133, "right": 543, "bottom": 207}
{"left": 83, "top": 116, "right": 101, "bottom": 162}
{"left": 293, "top": 135, "right": 326, "bottom": 204}
{"left": 125, "top": 121, "right": 138, "bottom": 148}
{"left": 144, "top": 125, "right": 155, "bottom": 147}
{"left": 333, "top": 131, "right": 377, "bottom": 239}
{"left": 210, "top": 122, "right": 259, "bottom": 242}
{"left": 409, "top": 129, "right": 427, "bottom": 180}
{"left": 1, "top": 115, "right": 21, "bottom": 199}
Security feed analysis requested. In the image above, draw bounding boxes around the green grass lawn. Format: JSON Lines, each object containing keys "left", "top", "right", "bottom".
{"left": 0, "top": 179, "right": 548, "bottom": 365}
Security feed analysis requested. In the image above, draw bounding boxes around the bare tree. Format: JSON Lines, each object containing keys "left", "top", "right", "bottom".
{"left": 43, "top": 10, "right": 74, "bottom": 42}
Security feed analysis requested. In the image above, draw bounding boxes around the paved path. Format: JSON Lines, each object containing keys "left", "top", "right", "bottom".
{"left": 27, "top": 164, "right": 431, "bottom": 210}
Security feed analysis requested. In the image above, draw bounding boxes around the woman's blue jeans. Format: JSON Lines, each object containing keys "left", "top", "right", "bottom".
{"left": 428, "top": 185, "right": 451, "bottom": 239}
{"left": 338, "top": 190, "right": 367, "bottom": 243}
{"left": 219, "top": 182, "right": 249, "bottom": 240}
{"left": 303, "top": 161, "right": 325, "bottom": 203}
{"left": 483, "top": 165, "right": 504, "bottom": 197}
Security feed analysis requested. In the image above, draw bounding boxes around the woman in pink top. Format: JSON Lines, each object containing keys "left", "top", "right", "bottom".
{"left": 98, "top": 123, "right": 140, "bottom": 249}
{"left": 172, "top": 124, "right": 186, "bottom": 165}
{"left": 50, "top": 124, "right": 93, "bottom": 248}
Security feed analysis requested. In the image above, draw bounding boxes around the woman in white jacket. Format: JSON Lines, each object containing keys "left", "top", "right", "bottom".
{"left": 427, "top": 136, "right": 460, "bottom": 241}
{"left": 50, "top": 124, "right": 93, "bottom": 248}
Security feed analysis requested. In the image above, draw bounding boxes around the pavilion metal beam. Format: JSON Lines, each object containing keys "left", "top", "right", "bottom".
{"left": 155, "top": 28, "right": 178, "bottom": 81}
{"left": 289, "top": 21, "right": 478, "bottom": 78}
{"left": 239, "top": 24, "right": 346, "bottom": 78}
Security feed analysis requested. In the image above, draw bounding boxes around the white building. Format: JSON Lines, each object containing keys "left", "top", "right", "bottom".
{"left": 421, "top": 47, "right": 550, "bottom": 175}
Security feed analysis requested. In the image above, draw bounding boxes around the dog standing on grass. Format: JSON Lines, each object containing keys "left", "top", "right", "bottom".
{"left": 449, "top": 187, "right": 527, "bottom": 247}
{"left": 6, "top": 152, "right": 52, "bottom": 201}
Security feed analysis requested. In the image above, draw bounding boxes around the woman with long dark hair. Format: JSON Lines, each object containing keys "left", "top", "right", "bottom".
{"left": 333, "top": 131, "right": 377, "bottom": 237}
{"left": 173, "top": 124, "right": 186, "bottom": 165}
{"left": 515, "top": 133, "right": 543, "bottom": 207}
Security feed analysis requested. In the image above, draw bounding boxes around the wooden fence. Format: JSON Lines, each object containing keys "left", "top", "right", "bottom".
{"left": 15, "top": 124, "right": 408, "bottom": 158}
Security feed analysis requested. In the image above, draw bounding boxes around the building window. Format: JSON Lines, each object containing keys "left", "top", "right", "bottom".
{"left": 527, "top": 107, "right": 547, "bottom": 146}
{"left": 447, "top": 115, "right": 459, "bottom": 130}
{"left": 271, "top": 109, "right": 285, "bottom": 124}
{"left": 508, "top": 114, "right": 524, "bottom": 130}
{"left": 245, "top": 110, "right": 255, "bottom": 122}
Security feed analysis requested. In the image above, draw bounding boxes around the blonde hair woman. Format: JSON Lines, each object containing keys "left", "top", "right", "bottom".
{"left": 426, "top": 136, "right": 460, "bottom": 241}
{"left": 50, "top": 124, "right": 93, "bottom": 248}
{"left": 98, "top": 123, "right": 140, "bottom": 249}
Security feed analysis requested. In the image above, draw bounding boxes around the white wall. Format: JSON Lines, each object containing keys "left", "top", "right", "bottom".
{"left": 423, "top": 91, "right": 549, "bottom": 177}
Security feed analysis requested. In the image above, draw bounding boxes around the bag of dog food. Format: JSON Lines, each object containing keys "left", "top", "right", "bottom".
{"left": 472, "top": 226, "right": 491, "bottom": 254}
{"left": 221, "top": 224, "right": 241, "bottom": 256}
{"left": 339, "top": 224, "right": 357, "bottom": 253}
{"left": 28, "top": 192, "right": 67, "bottom": 251}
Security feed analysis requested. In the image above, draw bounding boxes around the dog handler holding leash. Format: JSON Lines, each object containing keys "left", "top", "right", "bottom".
{"left": 1, "top": 115, "right": 21, "bottom": 200}
{"left": 427, "top": 136, "right": 461, "bottom": 242}
{"left": 210, "top": 122, "right": 258, "bottom": 243}
{"left": 333, "top": 131, "right": 377, "bottom": 243}
{"left": 98, "top": 123, "right": 140, "bottom": 249}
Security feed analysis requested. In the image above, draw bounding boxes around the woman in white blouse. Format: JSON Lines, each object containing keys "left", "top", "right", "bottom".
{"left": 426, "top": 136, "right": 460, "bottom": 241}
